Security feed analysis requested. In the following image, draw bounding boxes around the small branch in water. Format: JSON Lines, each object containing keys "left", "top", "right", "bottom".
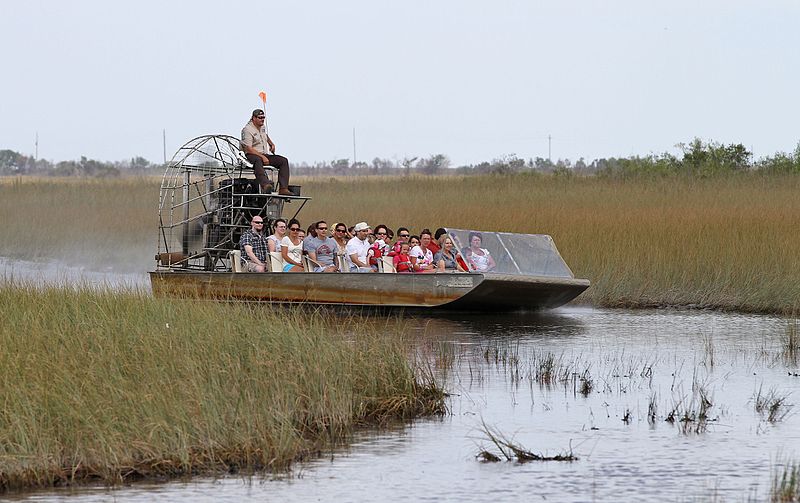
{"left": 476, "top": 420, "right": 578, "bottom": 463}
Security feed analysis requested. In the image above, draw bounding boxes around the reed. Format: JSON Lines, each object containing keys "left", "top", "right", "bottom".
{"left": 785, "top": 320, "right": 799, "bottom": 366}
{"left": 2, "top": 173, "right": 799, "bottom": 313}
{"left": 772, "top": 461, "right": 800, "bottom": 502}
{"left": 0, "top": 177, "right": 160, "bottom": 272}
{"left": 754, "top": 385, "right": 792, "bottom": 423}
{"left": 0, "top": 283, "right": 445, "bottom": 491}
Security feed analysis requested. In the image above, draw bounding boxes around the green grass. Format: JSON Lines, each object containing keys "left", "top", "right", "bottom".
{"left": 772, "top": 461, "right": 800, "bottom": 502}
{"left": 0, "top": 283, "right": 445, "bottom": 491}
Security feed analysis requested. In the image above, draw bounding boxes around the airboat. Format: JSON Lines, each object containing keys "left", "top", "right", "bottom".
{"left": 149, "top": 135, "right": 590, "bottom": 310}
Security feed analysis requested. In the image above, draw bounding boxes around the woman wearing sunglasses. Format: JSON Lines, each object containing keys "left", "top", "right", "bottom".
{"left": 332, "top": 222, "right": 349, "bottom": 255}
{"left": 280, "top": 218, "right": 305, "bottom": 272}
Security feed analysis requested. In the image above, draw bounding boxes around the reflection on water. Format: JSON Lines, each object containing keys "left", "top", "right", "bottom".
{"left": 0, "top": 257, "right": 148, "bottom": 290}
{"left": 10, "top": 304, "right": 800, "bottom": 501}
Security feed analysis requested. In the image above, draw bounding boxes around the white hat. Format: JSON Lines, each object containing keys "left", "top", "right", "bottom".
{"left": 353, "top": 222, "right": 371, "bottom": 232}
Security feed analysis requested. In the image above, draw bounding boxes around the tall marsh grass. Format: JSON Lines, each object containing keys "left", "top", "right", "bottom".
{"left": 2, "top": 173, "right": 799, "bottom": 313}
{"left": 0, "top": 177, "right": 160, "bottom": 272}
{"left": 0, "top": 283, "right": 445, "bottom": 491}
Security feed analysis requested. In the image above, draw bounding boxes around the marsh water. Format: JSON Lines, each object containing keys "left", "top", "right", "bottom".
{"left": 4, "top": 260, "right": 800, "bottom": 502}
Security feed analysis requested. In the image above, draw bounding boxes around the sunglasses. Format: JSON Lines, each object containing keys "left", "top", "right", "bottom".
{"left": 376, "top": 232, "right": 386, "bottom": 236}
{"left": 399, "top": 234, "right": 409, "bottom": 237}
{"left": 335, "top": 228, "right": 346, "bottom": 232}
{"left": 289, "top": 227, "right": 300, "bottom": 231}
{"left": 317, "top": 226, "right": 328, "bottom": 230}
{"left": 255, "top": 116, "right": 265, "bottom": 119}
{"left": 253, "top": 221, "right": 264, "bottom": 224}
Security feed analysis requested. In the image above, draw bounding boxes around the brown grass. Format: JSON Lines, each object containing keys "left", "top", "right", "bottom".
{"left": 1, "top": 173, "right": 798, "bottom": 313}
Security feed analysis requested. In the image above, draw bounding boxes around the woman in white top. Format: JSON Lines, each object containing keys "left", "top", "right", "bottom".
{"left": 465, "top": 232, "right": 496, "bottom": 272}
{"left": 267, "top": 218, "right": 286, "bottom": 253}
{"left": 280, "top": 219, "right": 304, "bottom": 272}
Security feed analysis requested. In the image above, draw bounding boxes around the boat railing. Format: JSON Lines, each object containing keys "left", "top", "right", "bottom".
{"left": 154, "top": 134, "right": 310, "bottom": 272}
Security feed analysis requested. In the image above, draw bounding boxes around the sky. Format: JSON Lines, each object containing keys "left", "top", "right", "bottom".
{"left": 1, "top": 0, "right": 798, "bottom": 166}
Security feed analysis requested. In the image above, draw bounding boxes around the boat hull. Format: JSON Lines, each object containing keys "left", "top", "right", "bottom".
{"left": 148, "top": 271, "right": 589, "bottom": 311}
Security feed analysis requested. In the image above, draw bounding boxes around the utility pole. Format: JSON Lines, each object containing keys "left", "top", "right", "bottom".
{"left": 35, "top": 132, "right": 38, "bottom": 160}
{"left": 548, "top": 134, "right": 552, "bottom": 163}
{"left": 352, "top": 127, "right": 357, "bottom": 166}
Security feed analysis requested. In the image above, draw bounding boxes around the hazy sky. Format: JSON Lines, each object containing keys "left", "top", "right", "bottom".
{"left": 1, "top": 1, "right": 798, "bottom": 166}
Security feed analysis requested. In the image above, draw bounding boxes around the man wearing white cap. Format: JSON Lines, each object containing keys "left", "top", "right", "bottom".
{"left": 346, "top": 222, "right": 374, "bottom": 272}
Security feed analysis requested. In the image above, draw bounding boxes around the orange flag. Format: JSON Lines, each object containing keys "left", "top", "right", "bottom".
{"left": 258, "top": 91, "right": 267, "bottom": 105}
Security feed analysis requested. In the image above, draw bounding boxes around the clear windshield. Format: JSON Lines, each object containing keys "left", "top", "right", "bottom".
{"left": 444, "top": 228, "right": 576, "bottom": 278}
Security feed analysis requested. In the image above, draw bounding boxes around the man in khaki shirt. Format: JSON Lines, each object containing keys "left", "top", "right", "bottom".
{"left": 241, "top": 109, "right": 291, "bottom": 196}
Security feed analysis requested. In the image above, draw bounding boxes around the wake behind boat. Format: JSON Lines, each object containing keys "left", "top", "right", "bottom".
{"left": 149, "top": 135, "right": 589, "bottom": 310}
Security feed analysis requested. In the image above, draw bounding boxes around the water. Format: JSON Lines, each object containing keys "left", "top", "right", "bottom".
{"left": 0, "top": 257, "right": 148, "bottom": 290}
{"left": 5, "top": 266, "right": 800, "bottom": 501}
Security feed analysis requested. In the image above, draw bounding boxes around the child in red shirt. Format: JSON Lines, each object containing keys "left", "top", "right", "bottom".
{"left": 393, "top": 242, "right": 414, "bottom": 273}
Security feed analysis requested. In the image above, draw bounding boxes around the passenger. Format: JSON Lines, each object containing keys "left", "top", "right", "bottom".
{"left": 346, "top": 222, "right": 374, "bottom": 272}
{"left": 280, "top": 219, "right": 305, "bottom": 272}
{"left": 240, "top": 109, "right": 292, "bottom": 195}
{"left": 240, "top": 216, "right": 269, "bottom": 272}
{"left": 306, "top": 222, "right": 318, "bottom": 240}
{"left": 393, "top": 227, "right": 411, "bottom": 254}
{"left": 408, "top": 235, "right": 420, "bottom": 249}
{"left": 368, "top": 224, "right": 392, "bottom": 270}
{"left": 410, "top": 230, "right": 436, "bottom": 272}
{"left": 267, "top": 218, "right": 286, "bottom": 253}
{"left": 434, "top": 235, "right": 467, "bottom": 272}
{"left": 429, "top": 227, "right": 447, "bottom": 254}
{"left": 393, "top": 241, "right": 414, "bottom": 273}
{"left": 304, "top": 220, "right": 338, "bottom": 272}
{"left": 303, "top": 222, "right": 317, "bottom": 250}
{"left": 332, "top": 222, "right": 349, "bottom": 255}
{"left": 465, "top": 231, "right": 496, "bottom": 272}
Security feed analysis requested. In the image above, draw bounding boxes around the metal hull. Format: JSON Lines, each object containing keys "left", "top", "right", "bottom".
{"left": 148, "top": 271, "right": 590, "bottom": 311}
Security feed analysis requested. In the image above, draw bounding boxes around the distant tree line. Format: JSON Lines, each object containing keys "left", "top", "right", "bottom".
{"left": 2, "top": 138, "right": 800, "bottom": 178}
{"left": 0, "top": 150, "right": 158, "bottom": 177}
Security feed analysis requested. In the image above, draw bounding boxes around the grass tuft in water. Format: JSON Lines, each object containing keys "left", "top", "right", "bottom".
{"left": 754, "top": 385, "right": 793, "bottom": 423}
{"left": 771, "top": 460, "right": 800, "bottom": 502}
{"left": 647, "top": 393, "right": 658, "bottom": 425}
{"left": 785, "top": 320, "right": 799, "bottom": 367}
